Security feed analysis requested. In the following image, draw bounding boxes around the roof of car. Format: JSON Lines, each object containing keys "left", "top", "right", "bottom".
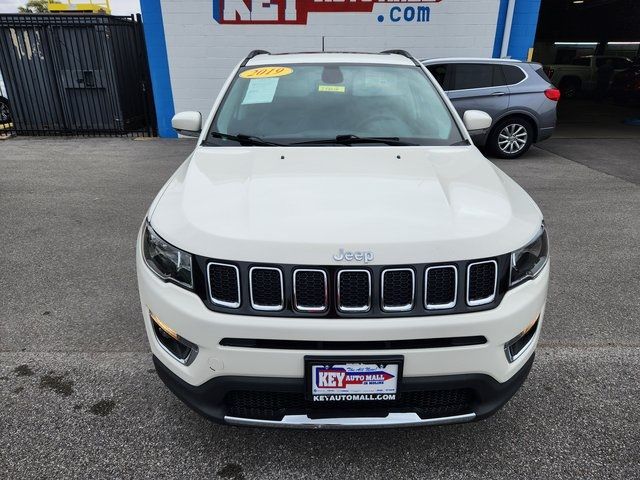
{"left": 246, "top": 52, "right": 416, "bottom": 67}
{"left": 420, "top": 57, "right": 524, "bottom": 65}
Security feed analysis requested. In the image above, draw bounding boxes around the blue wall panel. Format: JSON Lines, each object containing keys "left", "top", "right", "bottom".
{"left": 508, "top": 0, "right": 542, "bottom": 61}
{"left": 140, "top": 0, "right": 176, "bottom": 138}
{"left": 492, "top": 0, "right": 510, "bottom": 58}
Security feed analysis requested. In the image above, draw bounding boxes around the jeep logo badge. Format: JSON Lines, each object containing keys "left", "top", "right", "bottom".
{"left": 333, "top": 248, "right": 374, "bottom": 263}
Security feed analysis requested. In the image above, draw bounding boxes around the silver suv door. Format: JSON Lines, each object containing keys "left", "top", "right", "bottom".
{"left": 445, "top": 63, "right": 509, "bottom": 124}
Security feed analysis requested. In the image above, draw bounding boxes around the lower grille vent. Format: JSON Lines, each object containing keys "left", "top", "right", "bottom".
{"left": 225, "top": 388, "right": 475, "bottom": 421}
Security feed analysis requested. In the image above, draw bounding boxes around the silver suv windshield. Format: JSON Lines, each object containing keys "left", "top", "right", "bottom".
{"left": 207, "top": 63, "right": 464, "bottom": 147}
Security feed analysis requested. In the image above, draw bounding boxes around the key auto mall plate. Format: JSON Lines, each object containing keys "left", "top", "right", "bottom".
{"left": 305, "top": 356, "right": 403, "bottom": 403}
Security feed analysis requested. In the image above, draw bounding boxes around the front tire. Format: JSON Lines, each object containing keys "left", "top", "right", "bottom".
{"left": 488, "top": 117, "right": 534, "bottom": 159}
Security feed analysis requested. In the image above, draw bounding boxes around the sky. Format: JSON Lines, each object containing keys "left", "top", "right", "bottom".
{"left": 0, "top": 0, "right": 140, "bottom": 15}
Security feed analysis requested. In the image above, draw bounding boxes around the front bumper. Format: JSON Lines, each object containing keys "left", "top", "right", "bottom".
{"left": 153, "top": 352, "right": 535, "bottom": 428}
{"left": 137, "top": 233, "right": 548, "bottom": 427}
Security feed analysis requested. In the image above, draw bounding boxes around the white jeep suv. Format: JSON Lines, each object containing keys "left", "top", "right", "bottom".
{"left": 136, "top": 50, "right": 549, "bottom": 429}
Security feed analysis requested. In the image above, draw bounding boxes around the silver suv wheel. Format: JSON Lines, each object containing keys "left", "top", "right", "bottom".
{"left": 498, "top": 123, "right": 528, "bottom": 155}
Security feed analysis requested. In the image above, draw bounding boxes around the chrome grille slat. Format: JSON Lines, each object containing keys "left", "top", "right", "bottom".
{"left": 466, "top": 260, "right": 498, "bottom": 306}
{"left": 337, "top": 270, "right": 371, "bottom": 313}
{"left": 249, "top": 267, "right": 284, "bottom": 311}
{"left": 381, "top": 268, "right": 415, "bottom": 312}
{"left": 293, "top": 269, "right": 328, "bottom": 312}
{"left": 425, "top": 265, "right": 458, "bottom": 310}
{"left": 207, "top": 262, "right": 241, "bottom": 308}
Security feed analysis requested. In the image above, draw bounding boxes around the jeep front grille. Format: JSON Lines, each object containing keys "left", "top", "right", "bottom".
{"left": 196, "top": 257, "right": 504, "bottom": 317}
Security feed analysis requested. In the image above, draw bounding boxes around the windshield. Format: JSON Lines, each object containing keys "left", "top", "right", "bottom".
{"left": 208, "top": 63, "right": 464, "bottom": 146}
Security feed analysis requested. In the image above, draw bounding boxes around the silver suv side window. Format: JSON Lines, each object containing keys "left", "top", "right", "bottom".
{"left": 450, "top": 64, "right": 506, "bottom": 90}
{"left": 502, "top": 65, "right": 526, "bottom": 85}
{"left": 426, "top": 64, "right": 453, "bottom": 89}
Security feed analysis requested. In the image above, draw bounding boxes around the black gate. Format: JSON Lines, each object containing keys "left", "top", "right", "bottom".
{"left": 0, "top": 14, "right": 156, "bottom": 137}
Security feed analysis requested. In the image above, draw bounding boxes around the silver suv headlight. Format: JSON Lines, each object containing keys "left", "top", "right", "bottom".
{"left": 143, "top": 222, "right": 193, "bottom": 289}
{"left": 509, "top": 224, "right": 549, "bottom": 287}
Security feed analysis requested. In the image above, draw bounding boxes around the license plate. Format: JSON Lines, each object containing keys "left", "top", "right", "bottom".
{"left": 305, "top": 357, "right": 402, "bottom": 403}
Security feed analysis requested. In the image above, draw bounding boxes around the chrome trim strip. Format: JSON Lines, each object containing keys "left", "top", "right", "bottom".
{"left": 149, "top": 314, "right": 199, "bottom": 366}
{"left": 224, "top": 412, "right": 476, "bottom": 429}
{"left": 293, "top": 269, "right": 328, "bottom": 312}
{"left": 466, "top": 260, "right": 498, "bottom": 307}
{"left": 381, "top": 268, "right": 415, "bottom": 312}
{"left": 207, "top": 262, "right": 241, "bottom": 309}
{"left": 249, "top": 266, "right": 284, "bottom": 312}
{"left": 337, "top": 269, "right": 372, "bottom": 313}
{"left": 505, "top": 318, "right": 540, "bottom": 363}
{"left": 424, "top": 265, "right": 458, "bottom": 310}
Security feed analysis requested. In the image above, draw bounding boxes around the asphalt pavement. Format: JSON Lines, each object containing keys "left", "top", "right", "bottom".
{"left": 1, "top": 137, "right": 638, "bottom": 479}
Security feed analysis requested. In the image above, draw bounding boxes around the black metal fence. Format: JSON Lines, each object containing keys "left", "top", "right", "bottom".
{"left": 0, "top": 13, "right": 156, "bottom": 137}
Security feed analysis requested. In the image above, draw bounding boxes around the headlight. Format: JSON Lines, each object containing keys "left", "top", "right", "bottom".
{"left": 509, "top": 224, "right": 549, "bottom": 287}
{"left": 143, "top": 222, "right": 193, "bottom": 289}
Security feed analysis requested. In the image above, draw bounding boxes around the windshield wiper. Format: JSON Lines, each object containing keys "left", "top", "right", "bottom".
{"left": 207, "top": 131, "right": 283, "bottom": 146}
{"left": 290, "top": 135, "right": 417, "bottom": 146}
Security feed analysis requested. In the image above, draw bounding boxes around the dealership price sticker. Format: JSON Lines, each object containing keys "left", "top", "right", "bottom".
{"left": 310, "top": 362, "right": 399, "bottom": 401}
{"left": 242, "top": 77, "right": 279, "bottom": 105}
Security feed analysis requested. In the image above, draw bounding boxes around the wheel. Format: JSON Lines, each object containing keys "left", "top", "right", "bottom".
{"left": 0, "top": 97, "right": 10, "bottom": 123}
{"left": 488, "top": 117, "right": 534, "bottom": 159}
{"left": 559, "top": 78, "right": 580, "bottom": 99}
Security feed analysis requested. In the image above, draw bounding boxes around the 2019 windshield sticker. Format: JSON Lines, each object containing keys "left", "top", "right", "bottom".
{"left": 239, "top": 67, "right": 293, "bottom": 79}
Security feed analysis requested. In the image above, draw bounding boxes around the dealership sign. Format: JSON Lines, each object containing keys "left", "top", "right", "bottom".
{"left": 213, "top": 0, "right": 441, "bottom": 25}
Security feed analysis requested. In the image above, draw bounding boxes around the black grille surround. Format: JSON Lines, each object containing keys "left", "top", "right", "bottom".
{"left": 191, "top": 255, "right": 511, "bottom": 318}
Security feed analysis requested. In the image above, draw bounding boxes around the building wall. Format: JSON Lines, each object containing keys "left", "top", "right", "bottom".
{"left": 141, "top": 0, "right": 541, "bottom": 137}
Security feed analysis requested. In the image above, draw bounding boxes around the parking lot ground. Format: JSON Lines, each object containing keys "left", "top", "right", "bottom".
{"left": 1, "top": 138, "right": 639, "bottom": 479}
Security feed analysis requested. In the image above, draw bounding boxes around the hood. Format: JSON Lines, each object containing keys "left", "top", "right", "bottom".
{"left": 150, "top": 145, "right": 542, "bottom": 264}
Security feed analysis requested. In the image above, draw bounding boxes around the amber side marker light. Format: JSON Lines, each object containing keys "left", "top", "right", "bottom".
{"left": 149, "top": 310, "right": 198, "bottom": 365}
{"left": 150, "top": 312, "right": 178, "bottom": 340}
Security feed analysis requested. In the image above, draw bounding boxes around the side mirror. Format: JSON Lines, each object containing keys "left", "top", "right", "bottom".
{"left": 172, "top": 111, "right": 202, "bottom": 137}
{"left": 462, "top": 110, "right": 492, "bottom": 133}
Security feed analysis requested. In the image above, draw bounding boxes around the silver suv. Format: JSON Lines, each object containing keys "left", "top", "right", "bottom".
{"left": 422, "top": 58, "right": 559, "bottom": 158}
